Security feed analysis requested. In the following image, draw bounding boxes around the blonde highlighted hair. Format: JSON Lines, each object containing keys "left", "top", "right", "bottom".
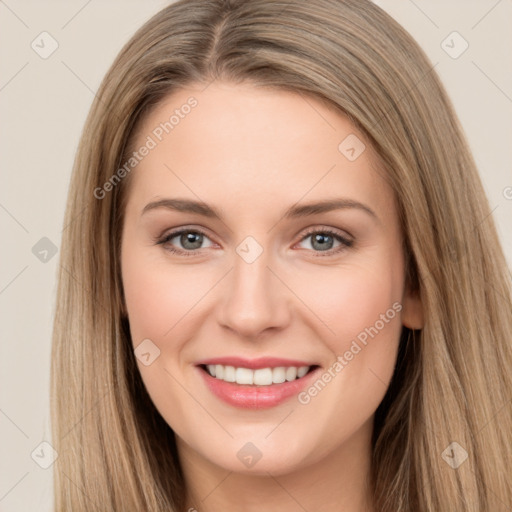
{"left": 51, "top": 0, "right": 512, "bottom": 510}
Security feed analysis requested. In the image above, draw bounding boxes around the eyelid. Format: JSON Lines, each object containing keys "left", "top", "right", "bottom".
{"left": 298, "top": 225, "right": 353, "bottom": 243}
{"left": 155, "top": 224, "right": 354, "bottom": 256}
{"left": 293, "top": 226, "right": 354, "bottom": 257}
{"left": 154, "top": 226, "right": 218, "bottom": 256}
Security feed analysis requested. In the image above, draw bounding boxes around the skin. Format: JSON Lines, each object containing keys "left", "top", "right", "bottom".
{"left": 120, "top": 81, "right": 423, "bottom": 512}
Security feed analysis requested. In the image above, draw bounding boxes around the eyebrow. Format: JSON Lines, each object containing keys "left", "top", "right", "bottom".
{"left": 141, "top": 197, "right": 378, "bottom": 221}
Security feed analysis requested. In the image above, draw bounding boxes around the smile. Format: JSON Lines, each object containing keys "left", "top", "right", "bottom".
{"left": 203, "top": 364, "right": 312, "bottom": 385}
{"left": 195, "top": 357, "right": 321, "bottom": 409}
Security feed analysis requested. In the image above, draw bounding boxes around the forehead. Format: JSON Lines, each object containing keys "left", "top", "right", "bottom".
{"left": 127, "top": 82, "right": 393, "bottom": 217}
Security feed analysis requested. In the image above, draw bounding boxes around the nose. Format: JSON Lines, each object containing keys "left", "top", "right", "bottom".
{"left": 216, "top": 247, "right": 292, "bottom": 339}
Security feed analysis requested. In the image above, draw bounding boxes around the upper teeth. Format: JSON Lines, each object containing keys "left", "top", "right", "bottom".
{"left": 206, "top": 364, "right": 310, "bottom": 386}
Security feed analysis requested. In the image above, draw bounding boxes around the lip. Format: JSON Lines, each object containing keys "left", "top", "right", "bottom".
{"left": 196, "top": 362, "right": 321, "bottom": 410}
{"left": 195, "top": 356, "right": 317, "bottom": 370}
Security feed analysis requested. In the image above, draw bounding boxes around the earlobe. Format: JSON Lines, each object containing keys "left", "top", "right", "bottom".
{"left": 401, "top": 288, "right": 424, "bottom": 329}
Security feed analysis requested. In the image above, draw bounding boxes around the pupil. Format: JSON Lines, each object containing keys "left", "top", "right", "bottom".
{"left": 313, "top": 233, "right": 333, "bottom": 251}
{"left": 182, "top": 232, "right": 202, "bottom": 250}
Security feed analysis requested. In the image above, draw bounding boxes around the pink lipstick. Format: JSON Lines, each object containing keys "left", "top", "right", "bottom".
{"left": 195, "top": 357, "right": 320, "bottom": 409}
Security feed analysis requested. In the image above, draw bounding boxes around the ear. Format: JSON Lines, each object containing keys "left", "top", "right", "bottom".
{"left": 401, "top": 286, "right": 424, "bottom": 329}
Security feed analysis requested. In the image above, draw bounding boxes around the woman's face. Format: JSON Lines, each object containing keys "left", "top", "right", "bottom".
{"left": 121, "top": 81, "right": 422, "bottom": 476}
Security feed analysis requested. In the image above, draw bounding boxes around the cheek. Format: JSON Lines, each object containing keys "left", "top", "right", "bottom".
{"left": 121, "top": 245, "right": 215, "bottom": 426}
{"left": 122, "top": 246, "right": 214, "bottom": 345}
{"left": 291, "top": 259, "right": 403, "bottom": 345}
{"left": 288, "top": 257, "right": 404, "bottom": 431}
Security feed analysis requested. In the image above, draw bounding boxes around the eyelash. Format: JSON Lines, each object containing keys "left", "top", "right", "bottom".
{"left": 155, "top": 226, "right": 354, "bottom": 258}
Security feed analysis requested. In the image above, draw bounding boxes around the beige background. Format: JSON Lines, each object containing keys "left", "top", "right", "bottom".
{"left": 0, "top": 1, "right": 511, "bottom": 510}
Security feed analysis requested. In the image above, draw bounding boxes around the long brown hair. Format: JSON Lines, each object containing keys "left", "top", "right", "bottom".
{"left": 51, "top": 0, "right": 512, "bottom": 510}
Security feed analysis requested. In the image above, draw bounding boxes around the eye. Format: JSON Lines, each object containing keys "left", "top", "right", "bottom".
{"left": 155, "top": 226, "right": 353, "bottom": 257}
{"left": 296, "top": 228, "right": 353, "bottom": 256}
{"left": 156, "top": 228, "right": 215, "bottom": 256}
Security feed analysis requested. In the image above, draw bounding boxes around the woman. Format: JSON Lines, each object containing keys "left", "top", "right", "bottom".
{"left": 51, "top": 0, "right": 512, "bottom": 510}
